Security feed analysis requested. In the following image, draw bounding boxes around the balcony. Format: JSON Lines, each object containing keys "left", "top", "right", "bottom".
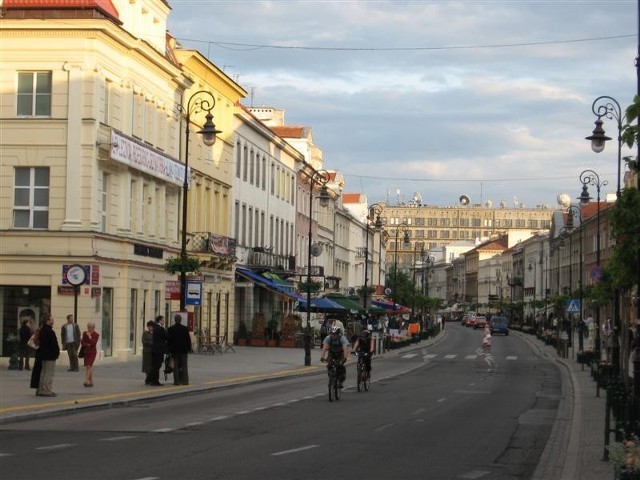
{"left": 246, "top": 247, "right": 296, "bottom": 274}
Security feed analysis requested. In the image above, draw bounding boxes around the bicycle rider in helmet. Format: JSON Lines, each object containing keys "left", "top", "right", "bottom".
{"left": 352, "top": 328, "right": 375, "bottom": 373}
{"left": 321, "top": 325, "right": 349, "bottom": 388}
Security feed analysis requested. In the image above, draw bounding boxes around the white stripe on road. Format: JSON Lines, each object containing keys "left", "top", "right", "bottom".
{"left": 402, "top": 353, "right": 418, "bottom": 358}
{"left": 424, "top": 354, "right": 437, "bottom": 359}
{"left": 36, "top": 444, "right": 76, "bottom": 451}
{"left": 0, "top": 453, "right": 15, "bottom": 457}
{"left": 506, "top": 356, "right": 518, "bottom": 360}
{"left": 152, "top": 428, "right": 174, "bottom": 433}
{"left": 465, "top": 355, "right": 478, "bottom": 359}
{"left": 271, "top": 445, "right": 319, "bottom": 456}
{"left": 210, "top": 415, "right": 229, "bottom": 421}
{"left": 444, "top": 354, "right": 457, "bottom": 359}
{"left": 99, "top": 436, "right": 137, "bottom": 442}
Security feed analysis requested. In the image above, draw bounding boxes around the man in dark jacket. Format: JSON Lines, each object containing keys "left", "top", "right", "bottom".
{"left": 31, "top": 313, "right": 60, "bottom": 396}
{"left": 167, "top": 314, "right": 192, "bottom": 385}
{"left": 148, "top": 315, "right": 168, "bottom": 386}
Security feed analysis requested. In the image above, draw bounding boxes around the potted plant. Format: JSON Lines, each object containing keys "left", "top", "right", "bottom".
{"left": 609, "top": 435, "right": 640, "bottom": 479}
{"left": 279, "top": 314, "right": 300, "bottom": 348}
{"left": 236, "top": 321, "right": 249, "bottom": 346}
{"left": 251, "top": 313, "right": 266, "bottom": 347}
{"left": 266, "top": 317, "right": 279, "bottom": 346}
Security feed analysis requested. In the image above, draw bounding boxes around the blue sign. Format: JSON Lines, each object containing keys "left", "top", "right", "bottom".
{"left": 565, "top": 299, "right": 581, "bottom": 314}
{"left": 185, "top": 280, "right": 202, "bottom": 306}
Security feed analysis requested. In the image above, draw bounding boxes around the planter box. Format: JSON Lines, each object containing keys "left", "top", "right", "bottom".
{"left": 237, "top": 338, "right": 248, "bottom": 347}
{"left": 250, "top": 338, "right": 266, "bottom": 347}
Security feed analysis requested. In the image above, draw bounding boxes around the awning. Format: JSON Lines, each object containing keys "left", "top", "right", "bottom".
{"left": 236, "top": 267, "right": 299, "bottom": 300}
{"left": 325, "top": 293, "right": 365, "bottom": 314}
{"left": 372, "top": 299, "right": 411, "bottom": 314}
{"left": 297, "top": 296, "right": 346, "bottom": 313}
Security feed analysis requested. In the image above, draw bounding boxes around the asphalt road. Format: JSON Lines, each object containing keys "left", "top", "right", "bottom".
{"left": 0, "top": 324, "right": 561, "bottom": 480}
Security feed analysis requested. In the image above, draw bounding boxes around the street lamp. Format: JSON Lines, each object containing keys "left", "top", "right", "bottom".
{"left": 578, "top": 169, "right": 607, "bottom": 360}
{"left": 179, "top": 90, "right": 221, "bottom": 311}
{"left": 392, "top": 222, "right": 410, "bottom": 312}
{"left": 363, "top": 203, "right": 384, "bottom": 310}
{"left": 567, "top": 205, "right": 584, "bottom": 324}
{"left": 304, "top": 169, "right": 331, "bottom": 366}
{"left": 585, "top": 95, "right": 623, "bottom": 198}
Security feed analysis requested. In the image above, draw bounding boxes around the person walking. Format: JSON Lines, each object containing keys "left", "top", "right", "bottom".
{"left": 80, "top": 321, "right": 99, "bottom": 387}
{"left": 149, "top": 315, "right": 168, "bottom": 386}
{"left": 31, "top": 313, "right": 60, "bottom": 397}
{"left": 60, "top": 314, "right": 81, "bottom": 372}
{"left": 167, "top": 314, "right": 192, "bottom": 385}
{"left": 142, "top": 321, "right": 154, "bottom": 385}
{"left": 18, "top": 314, "right": 34, "bottom": 371}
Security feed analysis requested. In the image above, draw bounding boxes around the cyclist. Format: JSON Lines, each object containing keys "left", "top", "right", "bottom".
{"left": 321, "top": 325, "right": 349, "bottom": 388}
{"left": 351, "top": 328, "right": 375, "bottom": 374}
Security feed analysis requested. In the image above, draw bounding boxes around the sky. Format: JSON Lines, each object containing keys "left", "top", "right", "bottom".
{"left": 167, "top": 0, "right": 638, "bottom": 209}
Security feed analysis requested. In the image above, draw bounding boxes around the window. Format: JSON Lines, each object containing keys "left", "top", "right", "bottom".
{"left": 17, "top": 72, "right": 52, "bottom": 116}
{"left": 13, "top": 167, "right": 49, "bottom": 229}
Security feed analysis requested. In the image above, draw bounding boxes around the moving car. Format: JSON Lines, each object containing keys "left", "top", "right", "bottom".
{"left": 473, "top": 315, "right": 487, "bottom": 329}
{"left": 490, "top": 316, "right": 509, "bottom": 335}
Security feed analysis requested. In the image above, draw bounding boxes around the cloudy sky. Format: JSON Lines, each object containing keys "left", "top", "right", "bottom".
{"left": 168, "top": 0, "right": 637, "bottom": 209}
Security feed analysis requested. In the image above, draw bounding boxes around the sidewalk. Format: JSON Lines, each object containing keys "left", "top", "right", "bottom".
{"left": 521, "top": 330, "right": 615, "bottom": 480}
{"left": 0, "top": 330, "right": 616, "bottom": 479}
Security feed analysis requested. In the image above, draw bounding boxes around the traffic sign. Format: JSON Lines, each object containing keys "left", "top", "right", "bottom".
{"left": 185, "top": 280, "right": 202, "bottom": 306}
{"left": 566, "top": 299, "right": 581, "bottom": 314}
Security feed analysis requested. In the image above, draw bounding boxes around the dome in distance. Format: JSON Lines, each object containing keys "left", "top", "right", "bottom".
{"left": 557, "top": 193, "right": 571, "bottom": 207}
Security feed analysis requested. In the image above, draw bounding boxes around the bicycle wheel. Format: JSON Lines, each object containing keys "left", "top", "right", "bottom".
{"left": 334, "top": 375, "right": 341, "bottom": 400}
{"left": 363, "top": 368, "right": 370, "bottom": 391}
{"left": 328, "top": 370, "right": 335, "bottom": 402}
{"left": 356, "top": 363, "right": 363, "bottom": 392}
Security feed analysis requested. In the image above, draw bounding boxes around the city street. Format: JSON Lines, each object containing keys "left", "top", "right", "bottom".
{"left": 0, "top": 325, "right": 562, "bottom": 480}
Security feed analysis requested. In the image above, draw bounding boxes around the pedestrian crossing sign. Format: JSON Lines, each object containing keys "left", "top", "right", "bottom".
{"left": 566, "top": 299, "right": 581, "bottom": 314}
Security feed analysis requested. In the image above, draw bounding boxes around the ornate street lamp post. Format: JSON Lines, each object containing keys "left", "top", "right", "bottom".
{"left": 392, "top": 222, "right": 409, "bottom": 313}
{"left": 304, "top": 169, "right": 331, "bottom": 366}
{"left": 179, "top": 90, "right": 220, "bottom": 311}
{"left": 363, "top": 203, "right": 384, "bottom": 310}
{"left": 585, "top": 95, "right": 623, "bottom": 199}
{"left": 578, "top": 169, "right": 607, "bottom": 361}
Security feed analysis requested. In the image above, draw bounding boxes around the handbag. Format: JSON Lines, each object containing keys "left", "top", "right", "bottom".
{"left": 78, "top": 346, "right": 85, "bottom": 358}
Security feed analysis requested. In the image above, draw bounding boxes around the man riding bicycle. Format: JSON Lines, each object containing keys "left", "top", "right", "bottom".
{"left": 352, "top": 329, "right": 375, "bottom": 373}
{"left": 321, "top": 325, "right": 349, "bottom": 388}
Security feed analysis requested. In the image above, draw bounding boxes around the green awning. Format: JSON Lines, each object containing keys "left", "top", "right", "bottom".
{"left": 325, "top": 293, "right": 365, "bottom": 314}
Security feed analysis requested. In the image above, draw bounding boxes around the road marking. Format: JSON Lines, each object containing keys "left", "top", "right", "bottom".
{"left": 36, "top": 444, "right": 76, "bottom": 451}
{"left": 152, "top": 428, "right": 174, "bottom": 433}
{"left": 210, "top": 415, "right": 229, "bottom": 421}
{"left": 0, "top": 453, "right": 15, "bottom": 457}
{"left": 374, "top": 423, "right": 395, "bottom": 432}
{"left": 271, "top": 444, "right": 319, "bottom": 456}
{"left": 185, "top": 422, "right": 203, "bottom": 427}
{"left": 459, "top": 470, "right": 491, "bottom": 478}
{"left": 454, "top": 390, "right": 492, "bottom": 395}
{"left": 424, "top": 354, "right": 437, "bottom": 359}
{"left": 99, "top": 436, "right": 137, "bottom": 442}
{"left": 402, "top": 353, "right": 418, "bottom": 358}
{"left": 437, "top": 397, "right": 447, "bottom": 402}
{"left": 465, "top": 355, "right": 478, "bottom": 359}
{"left": 235, "top": 410, "right": 251, "bottom": 415}
{"left": 506, "top": 356, "right": 517, "bottom": 360}
{"left": 444, "top": 354, "right": 457, "bottom": 359}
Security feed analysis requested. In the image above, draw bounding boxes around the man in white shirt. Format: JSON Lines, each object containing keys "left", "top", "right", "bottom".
{"left": 60, "top": 314, "right": 81, "bottom": 372}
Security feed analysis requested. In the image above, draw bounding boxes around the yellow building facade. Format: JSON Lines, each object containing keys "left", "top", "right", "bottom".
{"left": 0, "top": 1, "right": 244, "bottom": 360}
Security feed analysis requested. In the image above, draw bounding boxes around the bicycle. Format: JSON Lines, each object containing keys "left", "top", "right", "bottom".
{"left": 353, "top": 351, "right": 371, "bottom": 392}
{"left": 322, "top": 357, "right": 342, "bottom": 402}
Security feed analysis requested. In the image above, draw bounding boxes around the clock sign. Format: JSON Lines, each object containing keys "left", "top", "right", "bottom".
{"left": 66, "top": 264, "right": 87, "bottom": 286}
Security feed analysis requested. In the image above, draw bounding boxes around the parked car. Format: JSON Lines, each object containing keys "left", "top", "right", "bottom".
{"left": 490, "top": 316, "right": 509, "bottom": 335}
{"left": 473, "top": 315, "right": 487, "bottom": 329}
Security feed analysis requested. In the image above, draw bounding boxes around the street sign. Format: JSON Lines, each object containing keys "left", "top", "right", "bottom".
{"left": 590, "top": 266, "right": 604, "bottom": 283}
{"left": 566, "top": 299, "right": 581, "bottom": 314}
{"left": 185, "top": 280, "right": 202, "bottom": 306}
